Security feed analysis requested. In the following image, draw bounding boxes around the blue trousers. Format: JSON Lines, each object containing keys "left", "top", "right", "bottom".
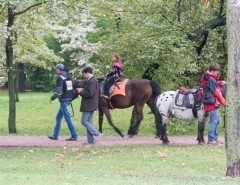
{"left": 81, "top": 112, "right": 101, "bottom": 143}
{"left": 208, "top": 109, "right": 220, "bottom": 142}
{"left": 53, "top": 102, "right": 77, "bottom": 139}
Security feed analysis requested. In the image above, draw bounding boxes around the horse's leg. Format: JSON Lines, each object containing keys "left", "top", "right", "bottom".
{"left": 128, "top": 105, "right": 143, "bottom": 137}
{"left": 128, "top": 107, "right": 138, "bottom": 136}
{"left": 162, "top": 124, "right": 169, "bottom": 144}
{"left": 102, "top": 107, "right": 124, "bottom": 138}
{"left": 197, "top": 117, "right": 206, "bottom": 145}
{"left": 98, "top": 107, "right": 104, "bottom": 133}
{"left": 146, "top": 98, "right": 162, "bottom": 138}
{"left": 197, "top": 109, "right": 207, "bottom": 145}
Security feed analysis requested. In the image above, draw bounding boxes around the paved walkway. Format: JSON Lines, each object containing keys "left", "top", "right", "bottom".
{"left": 0, "top": 135, "right": 225, "bottom": 147}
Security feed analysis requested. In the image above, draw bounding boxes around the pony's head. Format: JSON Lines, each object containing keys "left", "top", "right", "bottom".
{"left": 219, "top": 81, "right": 227, "bottom": 98}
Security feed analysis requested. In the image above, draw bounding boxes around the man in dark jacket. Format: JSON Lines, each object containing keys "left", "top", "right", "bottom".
{"left": 77, "top": 67, "right": 103, "bottom": 144}
{"left": 48, "top": 63, "right": 78, "bottom": 141}
{"left": 201, "top": 63, "right": 226, "bottom": 145}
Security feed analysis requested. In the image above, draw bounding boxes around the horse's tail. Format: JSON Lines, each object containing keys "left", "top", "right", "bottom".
{"left": 150, "top": 80, "right": 161, "bottom": 99}
{"left": 150, "top": 80, "right": 162, "bottom": 137}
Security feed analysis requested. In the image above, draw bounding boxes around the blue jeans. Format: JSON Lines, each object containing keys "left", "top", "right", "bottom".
{"left": 81, "top": 112, "right": 101, "bottom": 143}
{"left": 53, "top": 102, "right": 77, "bottom": 139}
{"left": 208, "top": 109, "right": 220, "bottom": 142}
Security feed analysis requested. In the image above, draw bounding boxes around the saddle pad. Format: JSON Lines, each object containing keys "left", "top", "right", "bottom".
{"left": 110, "top": 79, "right": 129, "bottom": 98}
{"left": 175, "top": 90, "right": 195, "bottom": 109}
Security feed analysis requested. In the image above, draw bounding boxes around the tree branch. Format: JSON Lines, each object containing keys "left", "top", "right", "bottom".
{"left": 14, "top": 1, "right": 48, "bottom": 16}
{"left": 218, "top": 0, "right": 225, "bottom": 16}
{"left": 196, "top": 31, "right": 209, "bottom": 56}
{"left": 188, "top": 15, "right": 226, "bottom": 42}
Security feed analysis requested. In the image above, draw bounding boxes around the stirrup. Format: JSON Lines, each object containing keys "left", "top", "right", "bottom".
{"left": 100, "top": 94, "right": 109, "bottom": 99}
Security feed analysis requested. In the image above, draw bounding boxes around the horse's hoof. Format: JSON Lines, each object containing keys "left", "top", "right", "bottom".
{"left": 198, "top": 141, "right": 205, "bottom": 145}
{"left": 128, "top": 135, "right": 135, "bottom": 138}
{"left": 162, "top": 141, "right": 169, "bottom": 145}
{"left": 120, "top": 133, "right": 125, "bottom": 138}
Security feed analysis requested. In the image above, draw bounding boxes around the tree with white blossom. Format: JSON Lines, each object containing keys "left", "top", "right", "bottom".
{"left": 55, "top": 7, "right": 100, "bottom": 76}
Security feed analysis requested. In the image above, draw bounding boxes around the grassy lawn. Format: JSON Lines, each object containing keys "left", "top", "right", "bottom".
{"left": 0, "top": 91, "right": 225, "bottom": 136}
{"left": 0, "top": 145, "right": 238, "bottom": 185}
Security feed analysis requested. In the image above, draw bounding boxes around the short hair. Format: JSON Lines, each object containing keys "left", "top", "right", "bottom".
{"left": 209, "top": 63, "right": 220, "bottom": 71}
{"left": 114, "top": 53, "right": 121, "bottom": 61}
{"left": 82, "top": 67, "right": 93, "bottom": 74}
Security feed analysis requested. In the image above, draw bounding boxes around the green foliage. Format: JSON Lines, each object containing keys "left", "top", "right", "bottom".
{"left": 25, "top": 65, "right": 55, "bottom": 92}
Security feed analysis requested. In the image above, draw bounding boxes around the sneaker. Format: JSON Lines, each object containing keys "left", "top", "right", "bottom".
{"left": 66, "top": 137, "right": 77, "bottom": 141}
{"left": 82, "top": 142, "right": 94, "bottom": 146}
{"left": 48, "top": 136, "right": 58, "bottom": 140}
{"left": 216, "top": 140, "right": 224, "bottom": 144}
{"left": 207, "top": 141, "right": 218, "bottom": 145}
{"left": 94, "top": 134, "right": 103, "bottom": 144}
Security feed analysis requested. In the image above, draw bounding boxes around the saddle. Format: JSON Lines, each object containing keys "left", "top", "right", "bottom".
{"left": 109, "top": 79, "right": 129, "bottom": 98}
{"left": 100, "top": 79, "right": 129, "bottom": 98}
{"left": 175, "top": 86, "right": 202, "bottom": 110}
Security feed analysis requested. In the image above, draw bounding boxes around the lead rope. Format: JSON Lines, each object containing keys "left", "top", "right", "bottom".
{"left": 71, "top": 103, "right": 75, "bottom": 117}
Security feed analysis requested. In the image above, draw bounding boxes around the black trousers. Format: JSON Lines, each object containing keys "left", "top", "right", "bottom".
{"left": 104, "top": 77, "right": 115, "bottom": 96}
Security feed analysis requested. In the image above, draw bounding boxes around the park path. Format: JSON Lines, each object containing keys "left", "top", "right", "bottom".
{"left": 0, "top": 135, "right": 224, "bottom": 147}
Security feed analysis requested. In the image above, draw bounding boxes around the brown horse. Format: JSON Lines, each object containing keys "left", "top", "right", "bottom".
{"left": 74, "top": 78, "right": 162, "bottom": 137}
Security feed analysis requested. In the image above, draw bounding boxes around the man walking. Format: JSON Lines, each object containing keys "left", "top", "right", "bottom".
{"left": 77, "top": 67, "right": 103, "bottom": 144}
{"left": 48, "top": 63, "right": 78, "bottom": 141}
{"left": 201, "top": 63, "right": 226, "bottom": 145}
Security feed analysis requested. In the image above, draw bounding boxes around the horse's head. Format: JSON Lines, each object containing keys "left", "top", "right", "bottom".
{"left": 72, "top": 79, "right": 87, "bottom": 100}
{"left": 72, "top": 79, "right": 87, "bottom": 88}
{"left": 219, "top": 81, "right": 227, "bottom": 98}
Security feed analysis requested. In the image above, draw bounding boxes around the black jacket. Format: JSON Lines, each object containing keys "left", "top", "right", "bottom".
{"left": 79, "top": 76, "right": 98, "bottom": 112}
{"left": 51, "top": 71, "right": 73, "bottom": 102}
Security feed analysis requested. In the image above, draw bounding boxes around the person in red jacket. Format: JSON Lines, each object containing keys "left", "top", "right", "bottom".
{"left": 201, "top": 63, "right": 226, "bottom": 145}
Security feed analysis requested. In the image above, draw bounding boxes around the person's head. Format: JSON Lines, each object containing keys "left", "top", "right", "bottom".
{"left": 82, "top": 67, "right": 93, "bottom": 79}
{"left": 209, "top": 63, "right": 221, "bottom": 75}
{"left": 112, "top": 53, "right": 121, "bottom": 63}
{"left": 55, "top": 63, "right": 65, "bottom": 74}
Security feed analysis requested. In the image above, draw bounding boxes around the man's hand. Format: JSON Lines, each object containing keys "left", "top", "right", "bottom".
{"left": 49, "top": 99, "right": 52, "bottom": 104}
{"left": 76, "top": 88, "right": 83, "bottom": 93}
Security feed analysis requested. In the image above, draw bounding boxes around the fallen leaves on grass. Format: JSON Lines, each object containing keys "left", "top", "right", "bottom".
{"left": 156, "top": 151, "right": 168, "bottom": 158}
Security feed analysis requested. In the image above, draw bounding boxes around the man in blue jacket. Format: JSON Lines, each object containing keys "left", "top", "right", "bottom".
{"left": 48, "top": 64, "right": 78, "bottom": 141}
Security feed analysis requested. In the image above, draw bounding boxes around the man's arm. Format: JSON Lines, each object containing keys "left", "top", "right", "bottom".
{"left": 50, "top": 77, "right": 63, "bottom": 101}
{"left": 79, "top": 80, "right": 97, "bottom": 98}
{"left": 208, "top": 79, "right": 226, "bottom": 107}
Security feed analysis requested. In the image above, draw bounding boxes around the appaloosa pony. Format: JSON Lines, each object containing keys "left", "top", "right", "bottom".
{"left": 156, "top": 84, "right": 226, "bottom": 144}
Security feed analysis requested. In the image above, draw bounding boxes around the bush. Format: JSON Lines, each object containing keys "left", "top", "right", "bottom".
{"left": 26, "top": 65, "right": 55, "bottom": 92}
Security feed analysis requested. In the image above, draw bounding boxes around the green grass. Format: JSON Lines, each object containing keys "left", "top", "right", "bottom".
{"left": 0, "top": 91, "right": 225, "bottom": 136}
{"left": 0, "top": 145, "right": 239, "bottom": 185}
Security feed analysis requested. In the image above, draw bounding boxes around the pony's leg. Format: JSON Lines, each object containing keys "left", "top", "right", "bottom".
{"left": 197, "top": 118, "right": 206, "bottom": 144}
{"left": 128, "top": 105, "right": 143, "bottom": 137}
{"left": 103, "top": 107, "right": 124, "bottom": 138}
{"left": 98, "top": 107, "right": 104, "bottom": 133}
{"left": 160, "top": 124, "right": 169, "bottom": 144}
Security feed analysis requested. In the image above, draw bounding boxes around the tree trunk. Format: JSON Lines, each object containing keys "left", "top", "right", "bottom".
{"left": 18, "top": 63, "right": 26, "bottom": 92}
{"left": 6, "top": 5, "right": 16, "bottom": 133}
{"left": 225, "top": 0, "right": 240, "bottom": 177}
{"left": 15, "top": 64, "right": 19, "bottom": 102}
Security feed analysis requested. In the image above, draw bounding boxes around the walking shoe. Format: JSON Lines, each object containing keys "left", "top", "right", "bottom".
{"left": 48, "top": 136, "right": 58, "bottom": 140}
{"left": 66, "top": 137, "right": 77, "bottom": 141}
{"left": 82, "top": 142, "right": 94, "bottom": 146}
{"left": 94, "top": 134, "right": 103, "bottom": 144}
{"left": 216, "top": 140, "right": 224, "bottom": 144}
{"left": 207, "top": 141, "right": 218, "bottom": 145}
